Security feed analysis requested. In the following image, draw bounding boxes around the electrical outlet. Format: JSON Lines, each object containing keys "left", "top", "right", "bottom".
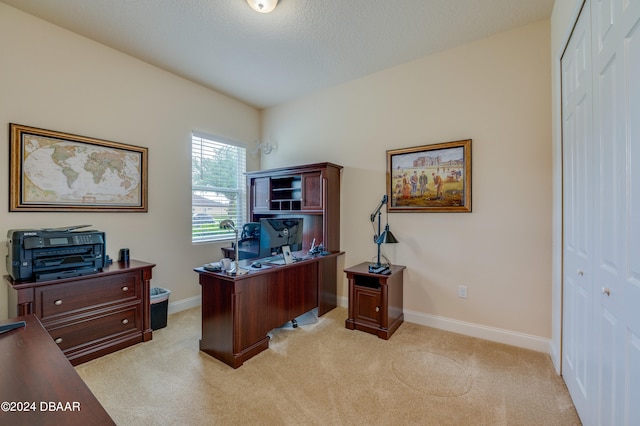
{"left": 458, "top": 285, "right": 468, "bottom": 299}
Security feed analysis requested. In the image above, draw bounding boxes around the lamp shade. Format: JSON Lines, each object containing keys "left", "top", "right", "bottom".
{"left": 376, "top": 224, "right": 398, "bottom": 244}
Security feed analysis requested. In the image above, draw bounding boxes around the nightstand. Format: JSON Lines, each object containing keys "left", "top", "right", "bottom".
{"left": 344, "top": 262, "right": 405, "bottom": 339}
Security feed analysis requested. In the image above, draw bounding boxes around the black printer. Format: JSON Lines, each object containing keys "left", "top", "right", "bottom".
{"left": 6, "top": 225, "right": 105, "bottom": 282}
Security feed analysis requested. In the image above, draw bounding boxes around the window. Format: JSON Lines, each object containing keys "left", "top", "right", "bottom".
{"left": 192, "top": 133, "right": 247, "bottom": 243}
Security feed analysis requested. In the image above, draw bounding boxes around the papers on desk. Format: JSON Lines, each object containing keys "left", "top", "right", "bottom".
{"left": 203, "top": 262, "right": 222, "bottom": 272}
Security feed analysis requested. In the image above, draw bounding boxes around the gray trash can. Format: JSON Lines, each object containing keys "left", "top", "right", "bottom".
{"left": 150, "top": 287, "right": 171, "bottom": 330}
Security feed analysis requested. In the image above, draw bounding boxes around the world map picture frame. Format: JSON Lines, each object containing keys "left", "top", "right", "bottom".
{"left": 9, "top": 123, "right": 148, "bottom": 212}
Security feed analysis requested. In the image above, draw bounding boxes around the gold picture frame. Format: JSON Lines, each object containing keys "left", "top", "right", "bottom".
{"left": 9, "top": 123, "right": 148, "bottom": 212}
{"left": 387, "top": 139, "right": 471, "bottom": 213}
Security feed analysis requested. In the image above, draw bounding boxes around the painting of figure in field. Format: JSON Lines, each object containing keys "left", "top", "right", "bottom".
{"left": 389, "top": 145, "right": 466, "bottom": 209}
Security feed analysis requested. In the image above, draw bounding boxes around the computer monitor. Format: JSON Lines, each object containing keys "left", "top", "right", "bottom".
{"left": 258, "top": 217, "right": 304, "bottom": 257}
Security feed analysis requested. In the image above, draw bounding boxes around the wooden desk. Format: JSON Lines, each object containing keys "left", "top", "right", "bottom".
{"left": 4, "top": 260, "right": 155, "bottom": 365}
{"left": 0, "top": 315, "right": 114, "bottom": 426}
{"left": 195, "top": 252, "right": 342, "bottom": 368}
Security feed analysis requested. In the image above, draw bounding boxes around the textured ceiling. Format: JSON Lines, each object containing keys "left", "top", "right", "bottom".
{"left": 1, "top": 0, "right": 554, "bottom": 109}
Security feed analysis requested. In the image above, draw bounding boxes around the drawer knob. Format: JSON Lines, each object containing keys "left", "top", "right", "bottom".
{"left": 54, "top": 299, "right": 63, "bottom": 306}
{"left": 122, "top": 319, "right": 129, "bottom": 324}
{"left": 121, "top": 286, "right": 129, "bottom": 292}
{"left": 54, "top": 337, "right": 63, "bottom": 344}
{"left": 375, "top": 306, "right": 380, "bottom": 312}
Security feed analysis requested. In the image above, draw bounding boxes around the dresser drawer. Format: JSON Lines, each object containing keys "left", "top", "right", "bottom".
{"left": 36, "top": 271, "right": 141, "bottom": 320}
{"left": 47, "top": 305, "right": 141, "bottom": 352}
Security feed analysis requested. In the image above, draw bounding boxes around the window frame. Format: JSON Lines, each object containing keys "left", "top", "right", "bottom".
{"left": 191, "top": 132, "right": 247, "bottom": 244}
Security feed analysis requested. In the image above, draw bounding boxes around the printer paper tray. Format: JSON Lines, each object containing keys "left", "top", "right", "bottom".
{"left": 35, "top": 267, "right": 100, "bottom": 282}
{"left": 33, "top": 254, "right": 100, "bottom": 272}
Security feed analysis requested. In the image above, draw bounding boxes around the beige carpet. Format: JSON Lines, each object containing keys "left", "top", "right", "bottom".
{"left": 75, "top": 307, "right": 581, "bottom": 425}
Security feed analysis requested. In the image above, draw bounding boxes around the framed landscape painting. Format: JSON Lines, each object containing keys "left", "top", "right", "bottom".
{"left": 9, "top": 123, "right": 148, "bottom": 212}
{"left": 386, "top": 139, "right": 471, "bottom": 213}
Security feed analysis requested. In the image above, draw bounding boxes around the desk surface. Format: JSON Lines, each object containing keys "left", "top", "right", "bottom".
{"left": 0, "top": 315, "right": 114, "bottom": 426}
{"left": 197, "top": 251, "right": 343, "bottom": 281}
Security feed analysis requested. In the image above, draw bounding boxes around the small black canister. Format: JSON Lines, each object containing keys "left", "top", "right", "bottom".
{"left": 118, "top": 248, "right": 130, "bottom": 263}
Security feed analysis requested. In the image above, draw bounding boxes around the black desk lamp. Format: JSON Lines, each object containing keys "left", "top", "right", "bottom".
{"left": 369, "top": 195, "right": 398, "bottom": 273}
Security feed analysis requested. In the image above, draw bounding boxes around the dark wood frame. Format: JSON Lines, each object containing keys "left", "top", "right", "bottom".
{"left": 9, "top": 123, "right": 148, "bottom": 212}
{"left": 386, "top": 139, "right": 471, "bottom": 213}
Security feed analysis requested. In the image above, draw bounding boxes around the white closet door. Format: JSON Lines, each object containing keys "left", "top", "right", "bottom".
{"left": 623, "top": 2, "right": 640, "bottom": 424}
{"left": 591, "top": 0, "right": 640, "bottom": 424}
{"left": 562, "top": 3, "right": 594, "bottom": 421}
{"left": 562, "top": 0, "right": 640, "bottom": 424}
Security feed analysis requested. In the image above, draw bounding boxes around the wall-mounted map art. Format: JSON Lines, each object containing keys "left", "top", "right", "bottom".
{"left": 9, "top": 123, "right": 148, "bottom": 212}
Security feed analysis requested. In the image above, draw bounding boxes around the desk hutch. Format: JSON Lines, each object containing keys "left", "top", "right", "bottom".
{"left": 246, "top": 162, "right": 342, "bottom": 253}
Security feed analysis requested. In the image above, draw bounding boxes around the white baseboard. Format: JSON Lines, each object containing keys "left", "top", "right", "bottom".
{"left": 549, "top": 340, "right": 561, "bottom": 374}
{"left": 337, "top": 296, "right": 551, "bottom": 354}
{"left": 167, "top": 295, "right": 201, "bottom": 315}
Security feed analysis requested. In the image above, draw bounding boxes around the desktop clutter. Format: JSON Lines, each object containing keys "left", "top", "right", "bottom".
{"left": 203, "top": 243, "right": 328, "bottom": 274}
{"left": 202, "top": 218, "right": 330, "bottom": 275}
{"left": 202, "top": 237, "right": 330, "bottom": 275}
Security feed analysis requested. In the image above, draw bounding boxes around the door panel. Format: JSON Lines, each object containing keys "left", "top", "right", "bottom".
{"left": 592, "top": 0, "right": 640, "bottom": 424}
{"left": 562, "top": 4, "right": 594, "bottom": 420}
{"left": 622, "top": 2, "right": 640, "bottom": 425}
{"left": 563, "top": 1, "right": 640, "bottom": 424}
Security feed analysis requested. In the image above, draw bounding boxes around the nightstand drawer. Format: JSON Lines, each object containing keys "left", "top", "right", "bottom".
{"left": 47, "top": 305, "right": 141, "bottom": 351}
{"left": 36, "top": 272, "right": 140, "bottom": 320}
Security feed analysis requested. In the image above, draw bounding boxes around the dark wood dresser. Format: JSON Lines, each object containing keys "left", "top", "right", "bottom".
{"left": 4, "top": 259, "right": 155, "bottom": 365}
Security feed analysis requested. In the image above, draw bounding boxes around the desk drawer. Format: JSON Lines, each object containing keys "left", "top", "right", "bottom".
{"left": 47, "top": 305, "right": 141, "bottom": 351}
{"left": 36, "top": 271, "right": 140, "bottom": 320}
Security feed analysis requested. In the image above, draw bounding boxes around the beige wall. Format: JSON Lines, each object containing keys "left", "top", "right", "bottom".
{"left": 1, "top": 3, "right": 562, "bottom": 354}
{"left": 262, "top": 20, "right": 553, "bottom": 350}
{"left": 0, "top": 3, "right": 260, "bottom": 320}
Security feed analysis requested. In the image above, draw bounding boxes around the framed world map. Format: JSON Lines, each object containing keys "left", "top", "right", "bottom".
{"left": 9, "top": 123, "right": 148, "bottom": 212}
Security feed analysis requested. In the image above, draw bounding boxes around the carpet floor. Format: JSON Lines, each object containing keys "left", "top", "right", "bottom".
{"left": 75, "top": 307, "right": 581, "bottom": 425}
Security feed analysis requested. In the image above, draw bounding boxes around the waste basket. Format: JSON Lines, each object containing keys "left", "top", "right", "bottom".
{"left": 150, "top": 287, "right": 171, "bottom": 330}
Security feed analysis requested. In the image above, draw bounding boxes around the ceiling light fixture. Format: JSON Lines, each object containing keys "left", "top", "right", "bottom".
{"left": 246, "top": 0, "right": 278, "bottom": 13}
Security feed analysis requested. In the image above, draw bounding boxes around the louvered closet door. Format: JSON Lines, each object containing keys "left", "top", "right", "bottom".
{"left": 561, "top": 3, "right": 595, "bottom": 420}
{"left": 591, "top": 0, "right": 640, "bottom": 424}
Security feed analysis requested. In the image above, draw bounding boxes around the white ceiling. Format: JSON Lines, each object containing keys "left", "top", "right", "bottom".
{"left": 1, "top": 0, "right": 554, "bottom": 109}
